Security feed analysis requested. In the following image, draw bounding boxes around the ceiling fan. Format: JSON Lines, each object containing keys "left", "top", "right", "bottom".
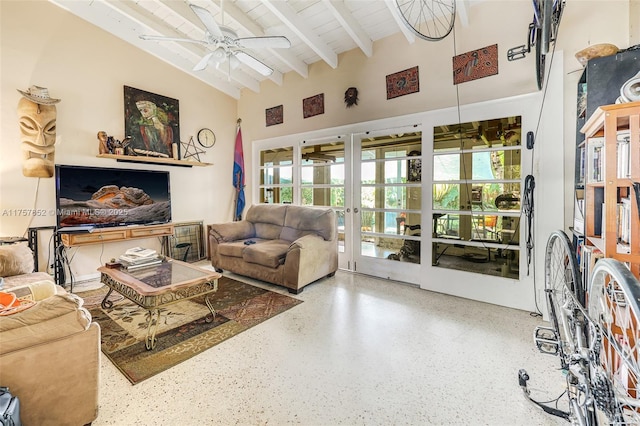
{"left": 139, "top": 2, "right": 291, "bottom": 76}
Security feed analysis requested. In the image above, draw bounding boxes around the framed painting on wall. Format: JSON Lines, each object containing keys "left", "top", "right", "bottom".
{"left": 124, "top": 86, "right": 180, "bottom": 159}
{"left": 303, "top": 93, "right": 324, "bottom": 118}
{"left": 452, "top": 44, "right": 498, "bottom": 85}
{"left": 266, "top": 105, "right": 284, "bottom": 126}
{"left": 386, "top": 66, "right": 419, "bottom": 99}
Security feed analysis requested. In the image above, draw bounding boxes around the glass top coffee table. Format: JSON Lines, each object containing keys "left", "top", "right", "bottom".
{"left": 97, "top": 259, "right": 221, "bottom": 350}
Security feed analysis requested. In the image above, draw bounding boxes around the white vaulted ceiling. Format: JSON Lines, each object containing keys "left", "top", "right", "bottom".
{"left": 49, "top": 0, "right": 475, "bottom": 99}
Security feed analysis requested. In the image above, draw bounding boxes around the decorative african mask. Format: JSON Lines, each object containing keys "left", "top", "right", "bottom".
{"left": 344, "top": 87, "right": 358, "bottom": 108}
{"left": 16, "top": 86, "right": 61, "bottom": 178}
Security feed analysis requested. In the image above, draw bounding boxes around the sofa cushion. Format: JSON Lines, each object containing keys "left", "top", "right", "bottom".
{"left": 246, "top": 204, "right": 287, "bottom": 226}
{"left": 217, "top": 238, "right": 268, "bottom": 258}
{"left": 0, "top": 243, "right": 34, "bottom": 277}
{"left": 210, "top": 220, "right": 255, "bottom": 242}
{"left": 254, "top": 223, "right": 284, "bottom": 240}
{"left": 242, "top": 240, "right": 290, "bottom": 268}
{"left": 282, "top": 205, "right": 336, "bottom": 241}
{"left": 0, "top": 293, "right": 92, "bottom": 355}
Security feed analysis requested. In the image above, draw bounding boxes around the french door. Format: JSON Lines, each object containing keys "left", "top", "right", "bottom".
{"left": 257, "top": 126, "right": 423, "bottom": 283}
{"left": 350, "top": 127, "right": 423, "bottom": 284}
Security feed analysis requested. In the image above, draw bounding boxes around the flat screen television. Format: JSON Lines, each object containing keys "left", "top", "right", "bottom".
{"left": 55, "top": 164, "right": 171, "bottom": 229}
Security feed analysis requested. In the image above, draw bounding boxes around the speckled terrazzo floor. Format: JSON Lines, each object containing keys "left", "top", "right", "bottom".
{"left": 89, "top": 263, "right": 567, "bottom": 425}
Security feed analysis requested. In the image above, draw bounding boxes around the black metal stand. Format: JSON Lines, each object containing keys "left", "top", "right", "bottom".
{"left": 27, "top": 226, "right": 62, "bottom": 286}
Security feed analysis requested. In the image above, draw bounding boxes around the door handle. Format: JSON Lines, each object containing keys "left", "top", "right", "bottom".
{"left": 354, "top": 208, "right": 359, "bottom": 213}
{"left": 346, "top": 208, "right": 350, "bottom": 213}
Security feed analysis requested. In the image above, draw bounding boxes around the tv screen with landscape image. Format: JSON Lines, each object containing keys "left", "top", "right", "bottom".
{"left": 55, "top": 164, "right": 171, "bottom": 228}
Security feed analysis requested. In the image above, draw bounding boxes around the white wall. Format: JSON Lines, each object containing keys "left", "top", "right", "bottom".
{"left": 0, "top": 1, "right": 238, "bottom": 280}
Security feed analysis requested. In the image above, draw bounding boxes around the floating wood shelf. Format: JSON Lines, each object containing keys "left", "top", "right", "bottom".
{"left": 97, "top": 154, "right": 212, "bottom": 167}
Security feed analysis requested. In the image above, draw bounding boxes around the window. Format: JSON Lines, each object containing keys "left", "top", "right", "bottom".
{"left": 432, "top": 116, "right": 521, "bottom": 278}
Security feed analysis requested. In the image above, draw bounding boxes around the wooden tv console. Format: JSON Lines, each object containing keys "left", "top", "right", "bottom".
{"left": 60, "top": 223, "right": 174, "bottom": 247}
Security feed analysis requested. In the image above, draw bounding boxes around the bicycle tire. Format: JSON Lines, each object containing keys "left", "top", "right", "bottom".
{"left": 395, "top": 0, "right": 456, "bottom": 41}
{"left": 588, "top": 258, "right": 640, "bottom": 424}
{"left": 540, "top": 0, "right": 553, "bottom": 55}
{"left": 535, "top": 26, "right": 545, "bottom": 90}
{"left": 544, "top": 230, "right": 581, "bottom": 369}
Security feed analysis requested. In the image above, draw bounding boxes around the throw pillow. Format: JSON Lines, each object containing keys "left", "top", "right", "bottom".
{"left": 0, "top": 243, "right": 34, "bottom": 277}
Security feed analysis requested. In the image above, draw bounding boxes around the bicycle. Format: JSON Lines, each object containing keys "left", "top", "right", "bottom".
{"left": 519, "top": 230, "right": 640, "bottom": 424}
{"left": 507, "top": 0, "right": 565, "bottom": 90}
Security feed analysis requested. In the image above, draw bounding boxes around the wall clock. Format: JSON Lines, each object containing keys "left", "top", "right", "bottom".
{"left": 197, "top": 128, "right": 216, "bottom": 148}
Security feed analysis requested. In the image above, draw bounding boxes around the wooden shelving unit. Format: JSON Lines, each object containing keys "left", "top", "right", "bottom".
{"left": 581, "top": 101, "right": 640, "bottom": 279}
{"left": 97, "top": 154, "right": 212, "bottom": 167}
{"left": 60, "top": 223, "right": 174, "bottom": 247}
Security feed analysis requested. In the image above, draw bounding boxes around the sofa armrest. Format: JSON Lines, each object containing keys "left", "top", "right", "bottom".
{"left": 284, "top": 235, "right": 338, "bottom": 290}
{"left": 0, "top": 293, "right": 92, "bottom": 355}
{"left": 6, "top": 279, "right": 59, "bottom": 301}
{"left": 209, "top": 220, "right": 255, "bottom": 243}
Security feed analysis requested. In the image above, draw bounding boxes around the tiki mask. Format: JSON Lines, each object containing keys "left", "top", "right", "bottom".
{"left": 18, "top": 98, "right": 57, "bottom": 177}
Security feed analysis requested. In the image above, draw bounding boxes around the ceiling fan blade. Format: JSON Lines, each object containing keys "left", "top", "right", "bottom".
{"left": 234, "top": 51, "right": 273, "bottom": 76}
{"left": 139, "top": 34, "right": 206, "bottom": 45}
{"left": 237, "top": 36, "right": 291, "bottom": 50}
{"left": 189, "top": 4, "right": 223, "bottom": 38}
{"left": 193, "top": 52, "right": 214, "bottom": 71}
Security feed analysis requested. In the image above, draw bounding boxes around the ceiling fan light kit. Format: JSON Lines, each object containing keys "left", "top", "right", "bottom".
{"left": 139, "top": 3, "right": 290, "bottom": 77}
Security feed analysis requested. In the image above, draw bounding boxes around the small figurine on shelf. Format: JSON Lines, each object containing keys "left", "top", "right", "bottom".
{"left": 98, "top": 134, "right": 133, "bottom": 155}
{"left": 106, "top": 136, "right": 117, "bottom": 154}
{"left": 97, "top": 131, "right": 110, "bottom": 154}
{"left": 121, "top": 136, "right": 133, "bottom": 155}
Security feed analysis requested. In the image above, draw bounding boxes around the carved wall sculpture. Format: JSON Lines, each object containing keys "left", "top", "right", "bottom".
{"left": 17, "top": 86, "right": 61, "bottom": 178}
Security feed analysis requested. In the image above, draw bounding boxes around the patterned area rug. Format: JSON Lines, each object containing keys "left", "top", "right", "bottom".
{"left": 80, "top": 276, "right": 302, "bottom": 384}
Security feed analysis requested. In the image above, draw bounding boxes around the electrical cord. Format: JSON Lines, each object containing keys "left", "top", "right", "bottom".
{"left": 523, "top": 174, "right": 536, "bottom": 276}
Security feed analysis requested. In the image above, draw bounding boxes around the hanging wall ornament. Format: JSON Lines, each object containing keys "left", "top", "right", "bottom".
{"left": 344, "top": 87, "right": 359, "bottom": 108}
{"left": 181, "top": 136, "right": 205, "bottom": 162}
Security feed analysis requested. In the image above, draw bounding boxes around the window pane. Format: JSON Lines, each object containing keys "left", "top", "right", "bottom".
{"left": 434, "top": 154, "right": 460, "bottom": 180}
{"left": 301, "top": 187, "right": 344, "bottom": 207}
{"left": 360, "top": 210, "right": 421, "bottom": 235}
{"left": 472, "top": 150, "right": 521, "bottom": 180}
{"left": 360, "top": 234, "right": 418, "bottom": 261}
{"left": 471, "top": 183, "right": 521, "bottom": 211}
{"left": 433, "top": 241, "right": 519, "bottom": 279}
{"left": 301, "top": 163, "right": 345, "bottom": 185}
{"left": 260, "top": 147, "right": 293, "bottom": 166}
{"left": 337, "top": 207, "right": 345, "bottom": 253}
{"left": 260, "top": 166, "right": 293, "bottom": 186}
{"left": 361, "top": 186, "right": 421, "bottom": 210}
{"left": 433, "top": 213, "right": 520, "bottom": 245}
{"left": 301, "top": 143, "right": 344, "bottom": 165}
{"left": 434, "top": 150, "right": 521, "bottom": 181}
{"left": 434, "top": 117, "right": 522, "bottom": 152}
{"left": 433, "top": 184, "right": 460, "bottom": 210}
{"left": 260, "top": 187, "right": 293, "bottom": 204}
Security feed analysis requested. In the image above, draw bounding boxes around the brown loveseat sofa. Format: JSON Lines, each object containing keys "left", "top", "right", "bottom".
{"left": 209, "top": 204, "right": 338, "bottom": 293}
{"left": 0, "top": 243, "right": 100, "bottom": 426}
